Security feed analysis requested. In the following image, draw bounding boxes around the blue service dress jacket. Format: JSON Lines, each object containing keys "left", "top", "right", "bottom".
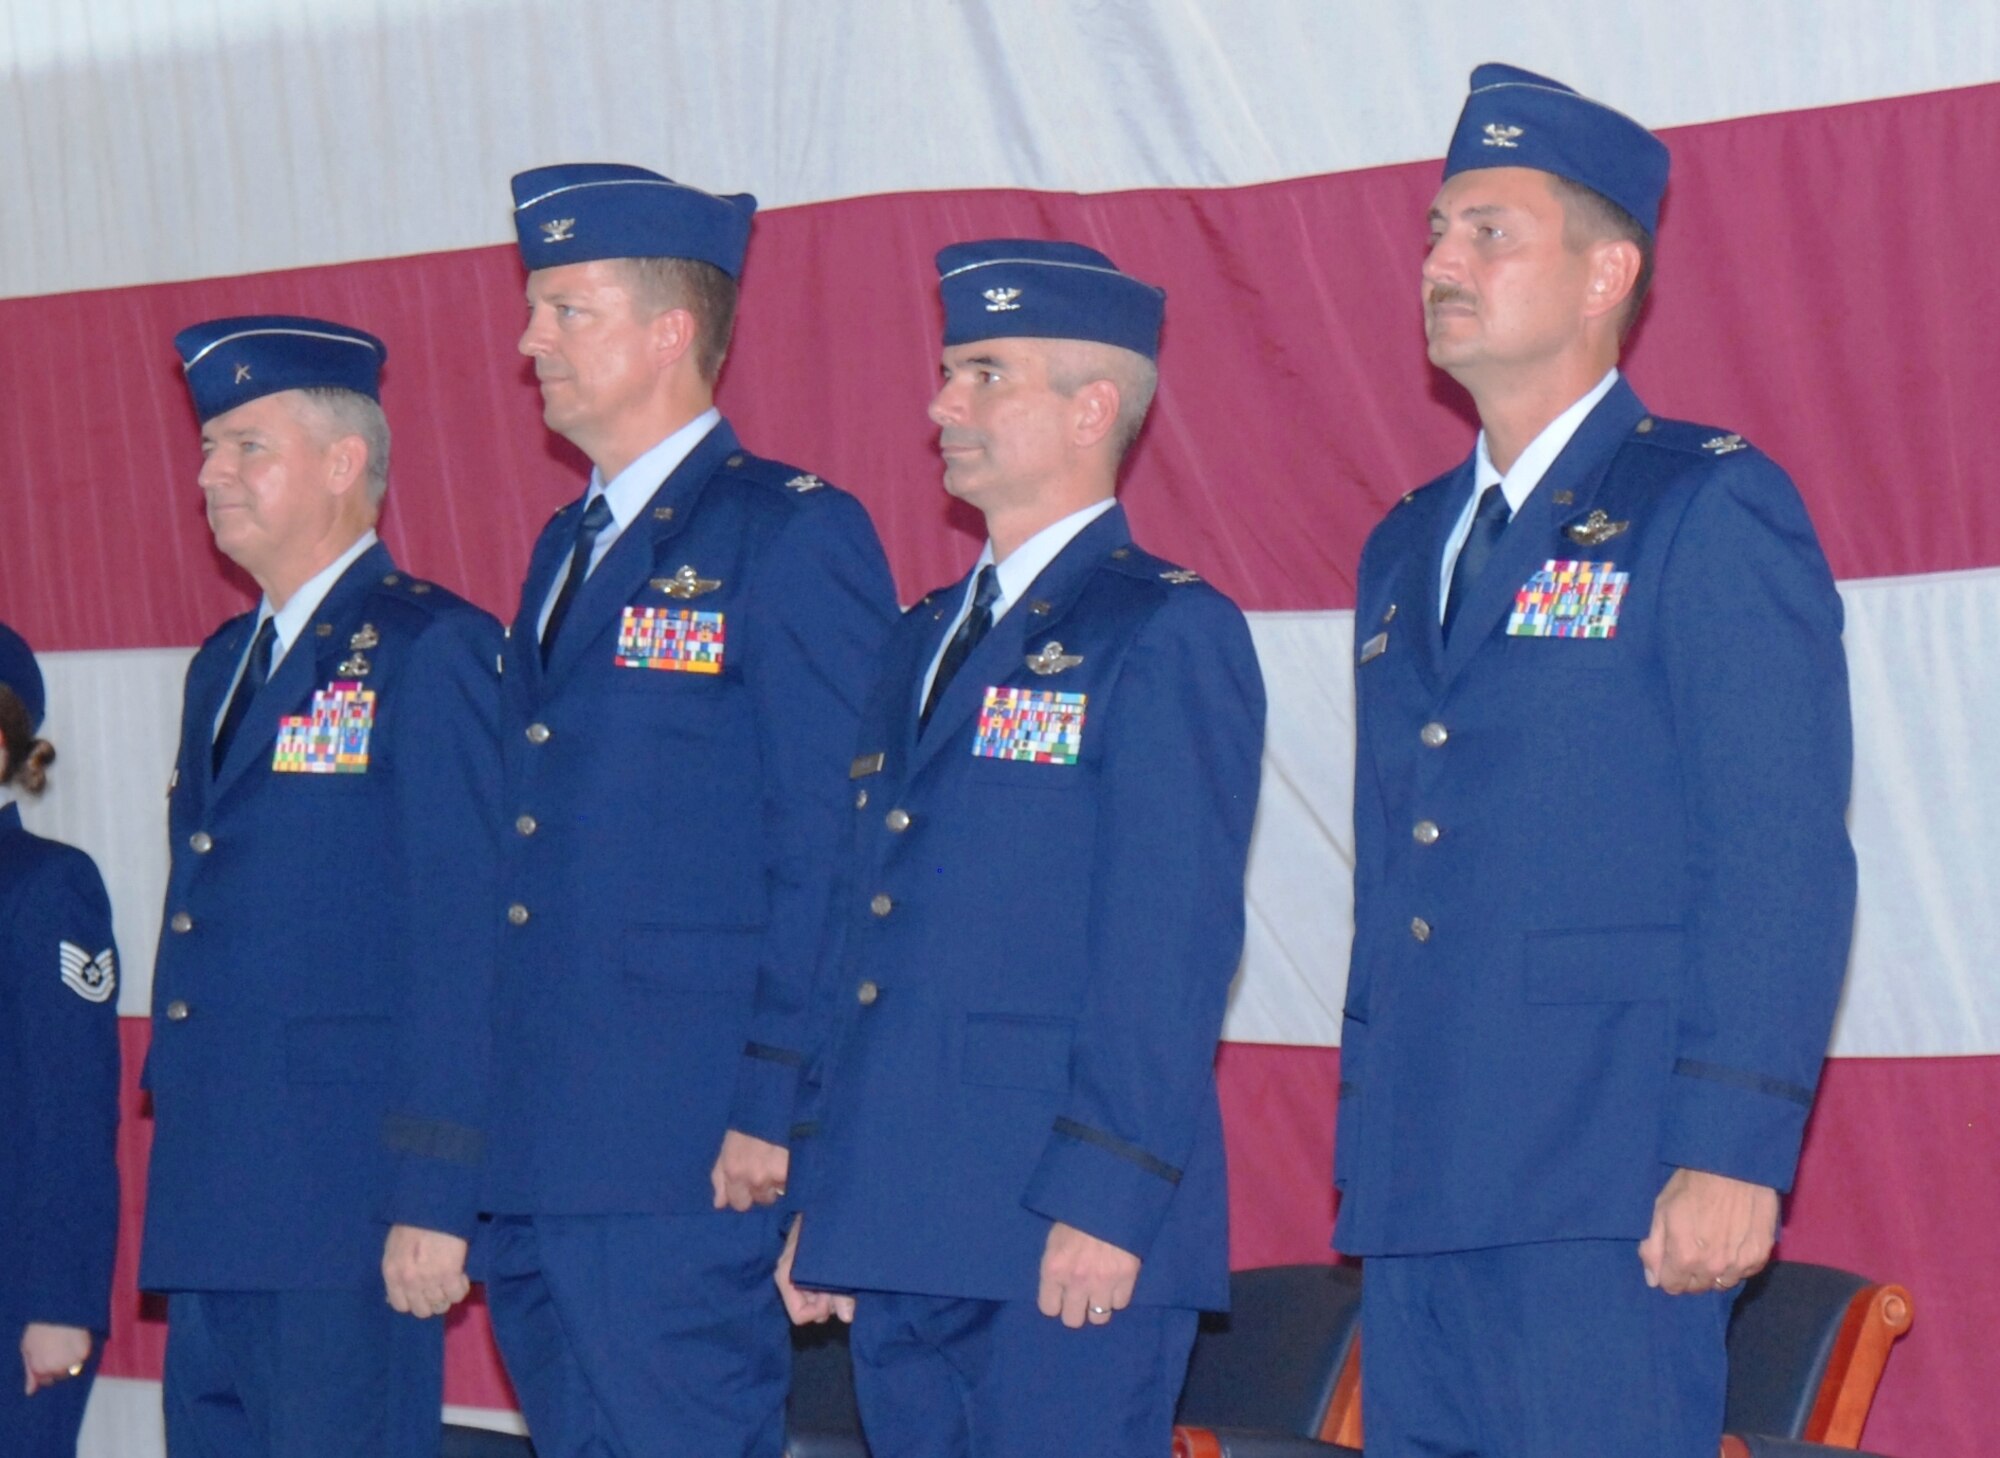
{"left": 0, "top": 804, "right": 120, "bottom": 1333}
{"left": 141, "top": 541, "right": 504, "bottom": 1291}
{"left": 485, "top": 419, "right": 895, "bottom": 1216}
{"left": 790, "top": 504, "right": 1266, "bottom": 1311}
{"left": 1333, "top": 379, "right": 1856, "bottom": 1257}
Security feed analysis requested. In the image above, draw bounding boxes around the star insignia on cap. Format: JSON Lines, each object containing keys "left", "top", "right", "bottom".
{"left": 1482, "top": 123, "right": 1524, "bottom": 148}
{"left": 541, "top": 217, "right": 577, "bottom": 243}
{"left": 785, "top": 473, "right": 825, "bottom": 492}
{"left": 1160, "top": 569, "right": 1201, "bottom": 585}
{"left": 983, "top": 287, "right": 1022, "bottom": 312}
{"left": 233, "top": 363, "right": 253, "bottom": 384}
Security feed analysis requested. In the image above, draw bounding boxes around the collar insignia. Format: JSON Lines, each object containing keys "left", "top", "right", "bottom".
{"left": 982, "top": 287, "right": 1022, "bottom": 312}
{"left": 1482, "top": 123, "right": 1524, "bottom": 148}
{"left": 1025, "top": 642, "right": 1084, "bottom": 675}
{"left": 541, "top": 217, "right": 577, "bottom": 243}
{"left": 654, "top": 565, "right": 722, "bottom": 599}
{"left": 1564, "top": 509, "right": 1630, "bottom": 547}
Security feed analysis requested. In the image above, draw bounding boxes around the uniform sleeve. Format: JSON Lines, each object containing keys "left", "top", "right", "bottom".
{"left": 12, "top": 851, "right": 121, "bottom": 1331}
{"left": 1654, "top": 458, "right": 1855, "bottom": 1191}
{"left": 1019, "top": 591, "right": 1266, "bottom": 1258}
{"left": 1335, "top": 572, "right": 1388, "bottom": 1196}
{"left": 380, "top": 610, "right": 506, "bottom": 1236}
{"left": 727, "top": 493, "right": 898, "bottom": 1146}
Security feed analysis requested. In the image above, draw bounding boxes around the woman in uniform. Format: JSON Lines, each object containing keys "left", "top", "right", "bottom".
{"left": 0, "top": 622, "right": 121, "bottom": 1455}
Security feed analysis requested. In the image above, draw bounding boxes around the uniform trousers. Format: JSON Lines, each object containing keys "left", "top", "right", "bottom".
{"left": 485, "top": 1209, "right": 789, "bottom": 1458}
{"left": 0, "top": 1326, "right": 100, "bottom": 1458}
{"left": 848, "top": 1291, "right": 1199, "bottom": 1458}
{"left": 1359, "top": 1240, "right": 1736, "bottom": 1458}
{"left": 162, "top": 1288, "right": 442, "bottom": 1458}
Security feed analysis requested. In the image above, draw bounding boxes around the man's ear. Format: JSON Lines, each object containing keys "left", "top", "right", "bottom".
{"left": 1071, "top": 377, "right": 1122, "bottom": 450}
{"left": 652, "top": 307, "right": 698, "bottom": 371}
{"left": 1583, "top": 237, "right": 1641, "bottom": 323}
{"left": 324, "top": 434, "right": 369, "bottom": 500}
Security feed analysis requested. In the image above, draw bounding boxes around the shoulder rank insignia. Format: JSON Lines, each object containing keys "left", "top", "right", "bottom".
{"left": 654, "top": 565, "right": 722, "bottom": 599}
{"left": 1564, "top": 510, "right": 1629, "bottom": 547}
{"left": 349, "top": 623, "right": 380, "bottom": 651}
{"left": 785, "top": 473, "right": 825, "bottom": 493}
{"left": 983, "top": 287, "right": 1022, "bottom": 312}
{"left": 1025, "top": 641, "right": 1084, "bottom": 675}
{"left": 1160, "top": 569, "right": 1201, "bottom": 585}
{"left": 60, "top": 941, "right": 116, "bottom": 1003}
{"left": 541, "top": 217, "right": 576, "bottom": 243}
{"left": 1704, "top": 433, "right": 1749, "bottom": 455}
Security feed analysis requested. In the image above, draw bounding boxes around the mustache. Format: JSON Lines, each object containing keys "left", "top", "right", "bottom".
{"left": 1426, "top": 282, "right": 1476, "bottom": 309}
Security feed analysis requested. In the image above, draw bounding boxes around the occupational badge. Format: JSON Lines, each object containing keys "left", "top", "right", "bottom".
{"left": 1507, "top": 560, "right": 1629, "bottom": 639}
{"left": 272, "top": 680, "right": 376, "bottom": 773}
{"left": 651, "top": 565, "right": 722, "bottom": 599}
{"left": 617, "top": 606, "right": 725, "bottom": 672}
{"left": 973, "top": 687, "right": 1086, "bottom": 766}
{"left": 349, "top": 624, "right": 380, "bottom": 650}
{"left": 1025, "top": 642, "right": 1083, "bottom": 675}
{"left": 59, "top": 942, "right": 116, "bottom": 1003}
{"left": 1563, "top": 510, "right": 1629, "bottom": 547}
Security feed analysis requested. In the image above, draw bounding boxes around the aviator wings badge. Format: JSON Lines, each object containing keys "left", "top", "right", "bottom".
{"left": 1564, "top": 509, "right": 1630, "bottom": 547}
{"left": 1025, "top": 642, "right": 1084, "bottom": 676}
{"left": 654, "top": 565, "right": 722, "bottom": 600}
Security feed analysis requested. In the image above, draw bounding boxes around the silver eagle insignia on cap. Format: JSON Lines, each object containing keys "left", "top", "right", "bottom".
{"left": 541, "top": 218, "right": 577, "bottom": 243}
{"left": 983, "top": 287, "right": 1022, "bottom": 312}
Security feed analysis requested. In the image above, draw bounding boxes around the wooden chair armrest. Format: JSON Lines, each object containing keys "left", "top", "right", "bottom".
{"left": 1806, "top": 1282, "right": 1913, "bottom": 1446}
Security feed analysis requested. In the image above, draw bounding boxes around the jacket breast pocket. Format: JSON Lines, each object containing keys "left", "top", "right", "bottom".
{"left": 1522, "top": 924, "right": 1681, "bottom": 1004}
{"left": 962, "top": 1013, "right": 1075, "bottom": 1093}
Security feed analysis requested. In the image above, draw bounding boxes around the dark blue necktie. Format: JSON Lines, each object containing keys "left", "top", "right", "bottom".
{"left": 541, "top": 493, "right": 616, "bottom": 663}
{"left": 920, "top": 566, "right": 1001, "bottom": 732}
{"left": 212, "top": 615, "right": 277, "bottom": 773}
{"left": 1442, "top": 484, "right": 1512, "bottom": 644}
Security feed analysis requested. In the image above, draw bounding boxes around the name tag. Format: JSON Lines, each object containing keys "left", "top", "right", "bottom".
{"left": 1358, "top": 632, "right": 1388, "bottom": 664}
{"left": 974, "top": 687, "right": 1086, "bottom": 766}
{"left": 273, "top": 680, "right": 375, "bottom": 774}
{"left": 1508, "top": 560, "right": 1629, "bottom": 639}
{"left": 617, "top": 607, "right": 725, "bottom": 672}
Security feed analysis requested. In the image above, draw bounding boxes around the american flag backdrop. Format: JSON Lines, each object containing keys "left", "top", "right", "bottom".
{"left": 1, "top": 3, "right": 1995, "bottom": 1452}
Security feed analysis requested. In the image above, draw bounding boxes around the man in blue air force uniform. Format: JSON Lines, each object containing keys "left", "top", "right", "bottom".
{"left": 781, "top": 240, "right": 1266, "bottom": 1458}
{"left": 144, "top": 318, "right": 504, "bottom": 1457}
{"left": 483, "top": 164, "right": 896, "bottom": 1458}
{"left": 1333, "top": 66, "right": 1856, "bottom": 1456}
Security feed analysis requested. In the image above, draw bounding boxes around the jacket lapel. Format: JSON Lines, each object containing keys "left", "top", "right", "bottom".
{"left": 540, "top": 421, "right": 737, "bottom": 686}
{"left": 909, "top": 504, "right": 1130, "bottom": 775}
{"left": 211, "top": 543, "right": 393, "bottom": 798}
{"left": 1441, "top": 382, "right": 1647, "bottom": 682}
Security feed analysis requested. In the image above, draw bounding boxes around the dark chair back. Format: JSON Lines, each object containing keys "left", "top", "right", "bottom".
{"left": 1176, "top": 1263, "right": 1364, "bottom": 1437}
{"left": 1725, "top": 1259, "right": 1912, "bottom": 1446}
{"left": 787, "top": 1317, "right": 871, "bottom": 1458}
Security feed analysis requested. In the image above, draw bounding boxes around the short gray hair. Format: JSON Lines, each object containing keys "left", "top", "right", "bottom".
{"left": 298, "top": 387, "right": 392, "bottom": 504}
{"left": 1043, "top": 340, "right": 1159, "bottom": 461}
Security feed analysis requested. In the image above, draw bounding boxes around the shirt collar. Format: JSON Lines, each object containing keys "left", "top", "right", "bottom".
{"left": 1473, "top": 368, "right": 1620, "bottom": 513}
{"left": 974, "top": 497, "right": 1119, "bottom": 622}
{"left": 586, "top": 408, "right": 722, "bottom": 531}
{"left": 263, "top": 529, "right": 380, "bottom": 663}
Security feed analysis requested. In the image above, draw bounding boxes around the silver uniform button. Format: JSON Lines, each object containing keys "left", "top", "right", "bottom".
{"left": 165, "top": 1000, "right": 190, "bottom": 1022}
{"left": 1410, "top": 917, "right": 1432, "bottom": 943}
{"left": 507, "top": 903, "right": 530, "bottom": 926}
{"left": 870, "top": 894, "right": 893, "bottom": 918}
{"left": 856, "top": 980, "right": 880, "bottom": 1006}
{"left": 515, "top": 814, "right": 538, "bottom": 837}
{"left": 885, "top": 808, "right": 912, "bottom": 833}
{"left": 190, "top": 831, "right": 214, "bottom": 854}
{"left": 1413, "top": 820, "right": 1441, "bottom": 846}
{"left": 170, "top": 912, "right": 193, "bottom": 934}
{"left": 1420, "top": 722, "right": 1448, "bottom": 748}
{"left": 526, "top": 723, "right": 551, "bottom": 745}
